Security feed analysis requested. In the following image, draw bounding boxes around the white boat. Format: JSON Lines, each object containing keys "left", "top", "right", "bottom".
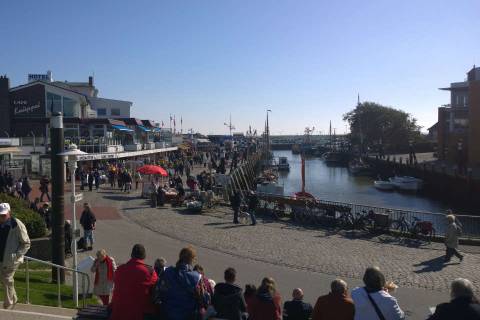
{"left": 374, "top": 180, "right": 395, "bottom": 191}
{"left": 389, "top": 176, "right": 423, "bottom": 191}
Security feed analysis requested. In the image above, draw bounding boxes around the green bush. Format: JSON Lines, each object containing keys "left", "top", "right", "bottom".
{"left": 0, "top": 193, "right": 46, "bottom": 239}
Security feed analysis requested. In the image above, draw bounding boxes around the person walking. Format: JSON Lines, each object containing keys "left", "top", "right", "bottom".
{"left": 134, "top": 171, "right": 142, "bottom": 190}
{"left": 312, "top": 279, "right": 354, "bottom": 320}
{"left": 39, "top": 175, "right": 51, "bottom": 202}
{"left": 91, "top": 249, "right": 116, "bottom": 305}
{"left": 212, "top": 267, "right": 247, "bottom": 320}
{"left": 283, "top": 288, "right": 313, "bottom": 320}
{"left": 444, "top": 213, "right": 464, "bottom": 263}
{"left": 79, "top": 203, "right": 96, "bottom": 250}
{"left": 21, "top": 177, "right": 32, "bottom": 201}
{"left": 247, "top": 191, "right": 258, "bottom": 226}
{"left": 110, "top": 244, "right": 158, "bottom": 320}
{"left": 0, "top": 203, "right": 31, "bottom": 309}
{"left": 94, "top": 170, "right": 100, "bottom": 191}
{"left": 230, "top": 191, "right": 241, "bottom": 224}
{"left": 87, "top": 171, "right": 94, "bottom": 192}
{"left": 351, "top": 267, "right": 404, "bottom": 320}
{"left": 427, "top": 278, "right": 480, "bottom": 320}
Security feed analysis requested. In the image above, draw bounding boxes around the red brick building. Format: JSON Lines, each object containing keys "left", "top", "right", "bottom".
{"left": 437, "top": 66, "right": 480, "bottom": 169}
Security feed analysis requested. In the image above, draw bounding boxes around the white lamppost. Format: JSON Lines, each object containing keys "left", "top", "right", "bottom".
{"left": 58, "top": 144, "right": 86, "bottom": 307}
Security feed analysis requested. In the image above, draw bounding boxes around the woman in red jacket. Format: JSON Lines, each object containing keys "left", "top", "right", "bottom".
{"left": 249, "top": 277, "right": 282, "bottom": 320}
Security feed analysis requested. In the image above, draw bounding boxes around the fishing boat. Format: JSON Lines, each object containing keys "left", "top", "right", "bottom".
{"left": 276, "top": 156, "right": 290, "bottom": 171}
{"left": 389, "top": 176, "right": 423, "bottom": 191}
{"left": 348, "top": 159, "right": 371, "bottom": 176}
{"left": 374, "top": 180, "right": 395, "bottom": 191}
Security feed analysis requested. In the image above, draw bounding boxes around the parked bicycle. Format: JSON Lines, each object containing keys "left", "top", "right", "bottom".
{"left": 390, "top": 212, "right": 435, "bottom": 240}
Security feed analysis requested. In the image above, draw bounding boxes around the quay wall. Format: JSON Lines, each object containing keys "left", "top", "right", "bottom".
{"left": 365, "top": 157, "right": 480, "bottom": 211}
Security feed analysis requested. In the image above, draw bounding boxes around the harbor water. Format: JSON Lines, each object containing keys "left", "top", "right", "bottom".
{"left": 273, "top": 150, "right": 470, "bottom": 215}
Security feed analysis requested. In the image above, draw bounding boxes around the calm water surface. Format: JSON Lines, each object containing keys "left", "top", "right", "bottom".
{"left": 273, "top": 150, "right": 467, "bottom": 214}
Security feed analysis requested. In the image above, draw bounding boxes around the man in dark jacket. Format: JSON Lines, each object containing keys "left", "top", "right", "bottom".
{"left": 247, "top": 191, "right": 258, "bottom": 226}
{"left": 283, "top": 288, "right": 313, "bottom": 320}
{"left": 428, "top": 278, "right": 480, "bottom": 320}
{"left": 230, "top": 191, "right": 241, "bottom": 224}
{"left": 79, "top": 203, "right": 96, "bottom": 250}
{"left": 213, "top": 267, "right": 247, "bottom": 320}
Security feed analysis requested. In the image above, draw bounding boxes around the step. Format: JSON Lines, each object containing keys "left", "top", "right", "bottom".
{"left": 0, "top": 303, "right": 76, "bottom": 320}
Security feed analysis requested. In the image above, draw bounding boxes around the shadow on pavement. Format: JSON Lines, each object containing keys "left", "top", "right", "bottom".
{"left": 103, "top": 195, "right": 136, "bottom": 201}
{"left": 413, "top": 256, "right": 458, "bottom": 273}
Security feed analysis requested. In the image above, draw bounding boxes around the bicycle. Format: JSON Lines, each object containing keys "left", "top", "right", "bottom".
{"left": 390, "top": 213, "right": 435, "bottom": 241}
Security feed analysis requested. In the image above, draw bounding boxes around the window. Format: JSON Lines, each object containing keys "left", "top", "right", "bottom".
{"left": 92, "top": 124, "right": 105, "bottom": 137}
{"left": 46, "top": 92, "right": 62, "bottom": 115}
{"left": 64, "top": 124, "right": 79, "bottom": 138}
{"left": 63, "top": 97, "right": 76, "bottom": 117}
{"left": 111, "top": 108, "right": 121, "bottom": 116}
{"left": 97, "top": 108, "right": 107, "bottom": 116}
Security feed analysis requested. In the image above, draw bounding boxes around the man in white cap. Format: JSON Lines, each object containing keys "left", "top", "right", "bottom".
{"left": 0, "top": 203, "right": 31, "bottom": 309}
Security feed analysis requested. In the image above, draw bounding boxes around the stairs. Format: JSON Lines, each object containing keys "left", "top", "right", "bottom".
{"left": 0, "top": 303, "right": 76, "bottom": 320}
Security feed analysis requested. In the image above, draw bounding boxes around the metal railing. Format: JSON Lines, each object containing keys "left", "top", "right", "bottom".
{"left": 255, "top": 192, "right": 480, "bottom": 239}
{"left": 24, "top": 256, "right": 90, "bottom": 308}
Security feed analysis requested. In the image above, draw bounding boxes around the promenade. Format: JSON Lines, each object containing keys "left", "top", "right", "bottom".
{"left": 52, "top": 168, "right": 479, "bottom": 320}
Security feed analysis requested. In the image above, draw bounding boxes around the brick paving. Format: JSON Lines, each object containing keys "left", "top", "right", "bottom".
{"left": 73, "top": 182, "right": 480, "bottom": 294}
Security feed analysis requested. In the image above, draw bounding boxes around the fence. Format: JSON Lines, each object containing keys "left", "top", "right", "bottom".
{"left": 255, "top": 193, "right": 480, "bottom": 239}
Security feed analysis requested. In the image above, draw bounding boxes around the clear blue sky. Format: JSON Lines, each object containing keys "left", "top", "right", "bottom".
{"left": 1, "top": 0, "right": 479, "bottom": 135}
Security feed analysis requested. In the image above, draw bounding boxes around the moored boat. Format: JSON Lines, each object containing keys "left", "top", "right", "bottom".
{"left": 389, "top": 176, "right": 423, "bottom": 191}
{"left": 374, "top": 180, "right": 395, "bottom": 191}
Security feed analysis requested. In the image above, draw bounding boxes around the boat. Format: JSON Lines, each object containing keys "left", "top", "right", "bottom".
{"left": 276, "top": 157, "right": 290, "bottom": 171}
{"left": 348, "top": 159, "right": 371, "bottom": 176}
{"left": 374, "top": 180, "right": 395, "bottom": 191}
{"left": 389, "top": 176, "right": 423, "bottom": 191}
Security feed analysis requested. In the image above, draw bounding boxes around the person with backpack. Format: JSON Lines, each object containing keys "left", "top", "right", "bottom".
{"left": 79, "top": 203, "right": 96, "bottom": 250}
{"left": 154, "top": 246, "right": 204, "bottom": 320}
{"left": 444, "top": 213, "right": 464, "bottom": 263}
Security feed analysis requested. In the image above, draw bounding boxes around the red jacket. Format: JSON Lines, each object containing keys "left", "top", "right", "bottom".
{"left": 312, "top": 292, "right": 355, "bottom": 320}
{"left": 110, "top": 258, "right": 158, "bottom": 320}
{"left": 249, "top": 292, "right": 282, "bottom": 320}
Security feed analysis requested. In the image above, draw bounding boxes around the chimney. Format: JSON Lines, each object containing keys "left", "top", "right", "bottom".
{"left": 88, "top": 76, "right": 93, "bottom": 86}
{"left": 0, "top": 75, "right": 11, "bottom": 135}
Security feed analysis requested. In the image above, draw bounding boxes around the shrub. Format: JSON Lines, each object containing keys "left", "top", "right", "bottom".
{"left": 0, "top": 193, "right": 46, "bottom": 239}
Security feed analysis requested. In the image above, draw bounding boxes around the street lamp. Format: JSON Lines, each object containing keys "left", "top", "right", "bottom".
{"left": 58, "top": 143, "right": 87, "bottom": 307}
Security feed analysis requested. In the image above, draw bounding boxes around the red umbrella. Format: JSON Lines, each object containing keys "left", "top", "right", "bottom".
{"left": 136, "top": 165, "right": 168, "bottom": 176}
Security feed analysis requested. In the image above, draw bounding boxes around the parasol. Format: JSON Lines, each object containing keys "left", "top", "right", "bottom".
{"left": 136, "top": 165, "right": 168, "bottom": 176}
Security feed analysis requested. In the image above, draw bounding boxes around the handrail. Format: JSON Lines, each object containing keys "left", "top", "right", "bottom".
{"left": 23, "top": 256, "right": 90, "bottom": 308}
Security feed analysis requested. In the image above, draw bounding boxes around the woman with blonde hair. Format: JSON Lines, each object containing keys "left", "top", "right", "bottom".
{"left": 91, "top": 249, "right": 116, "bottom": 305}
{"left": 249, "top": 277, "right": 282, "bottom": 320}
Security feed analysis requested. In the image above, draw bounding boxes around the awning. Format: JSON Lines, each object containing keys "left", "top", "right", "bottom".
{"left": 153, "top": 127, "right": 161, "bottom": 132}
{"left": 0, "top": 147, "right": 22, "bottom": 154}
{"left": 111, "top": 125, "right": 134, "bottom": 132}
{"left": 138, "top": 125, "right": 152, "bottom": 132}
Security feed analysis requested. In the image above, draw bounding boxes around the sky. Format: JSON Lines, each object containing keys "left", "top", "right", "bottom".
{"left": 1, "top": 0, "right": 479, "bottom": 135}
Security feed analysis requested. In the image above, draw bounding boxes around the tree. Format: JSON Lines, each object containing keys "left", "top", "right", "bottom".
{"left": 343, "top": 102, "right": 422, "bottom": 152}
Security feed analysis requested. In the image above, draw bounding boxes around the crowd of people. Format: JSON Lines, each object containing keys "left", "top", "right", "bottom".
{"left": 87, "top": 244, "right": 480, "bottom": 320}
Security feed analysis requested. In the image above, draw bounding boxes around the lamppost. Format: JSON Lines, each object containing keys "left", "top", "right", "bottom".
{"left": 58, "top": 143, "right": 86, "bottom": 307}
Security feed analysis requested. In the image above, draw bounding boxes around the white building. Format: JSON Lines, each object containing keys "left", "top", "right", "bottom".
{"left": 88, "top": 96, "right": 132, "bottom": 118}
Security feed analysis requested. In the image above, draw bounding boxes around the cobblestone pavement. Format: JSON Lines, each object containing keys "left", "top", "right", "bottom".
{"left": 71, "top": 179, "right": 479, "bottom": 294}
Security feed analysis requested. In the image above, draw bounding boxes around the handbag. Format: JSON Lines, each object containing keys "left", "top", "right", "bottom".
{"left": 364, "top": 288, "right": 386, "bottom": 320}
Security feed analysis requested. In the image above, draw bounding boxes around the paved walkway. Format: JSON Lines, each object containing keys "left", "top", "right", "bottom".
{"left": 51, "top": 172, "right": 478, "bottom": 320}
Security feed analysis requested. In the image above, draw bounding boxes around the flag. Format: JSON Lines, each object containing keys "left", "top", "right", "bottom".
{"left": 161, "top": 121, "right": 164, "bottom": 127}
{"left": 181, "top": 117, "right": 183, "bottom": 125}
{"left": 173, "top": 115, "right": 176, "bottom": 126}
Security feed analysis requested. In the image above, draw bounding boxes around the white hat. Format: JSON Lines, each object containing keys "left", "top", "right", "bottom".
{"left": 0, "top": 203, "right": 11, "bottom": 215}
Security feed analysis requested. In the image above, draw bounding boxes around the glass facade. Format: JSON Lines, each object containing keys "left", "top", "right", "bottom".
{"left": 111, "top": 108, "right": 120, "bottom": 116}
{"left": 63, "top": 97, "right": 77, "bottom": 117}
{"left": 97, "top": 108, "right": 107, "bottom": 116}
{"left": 46, "top": 92, "right": 62, "bottom": 115}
